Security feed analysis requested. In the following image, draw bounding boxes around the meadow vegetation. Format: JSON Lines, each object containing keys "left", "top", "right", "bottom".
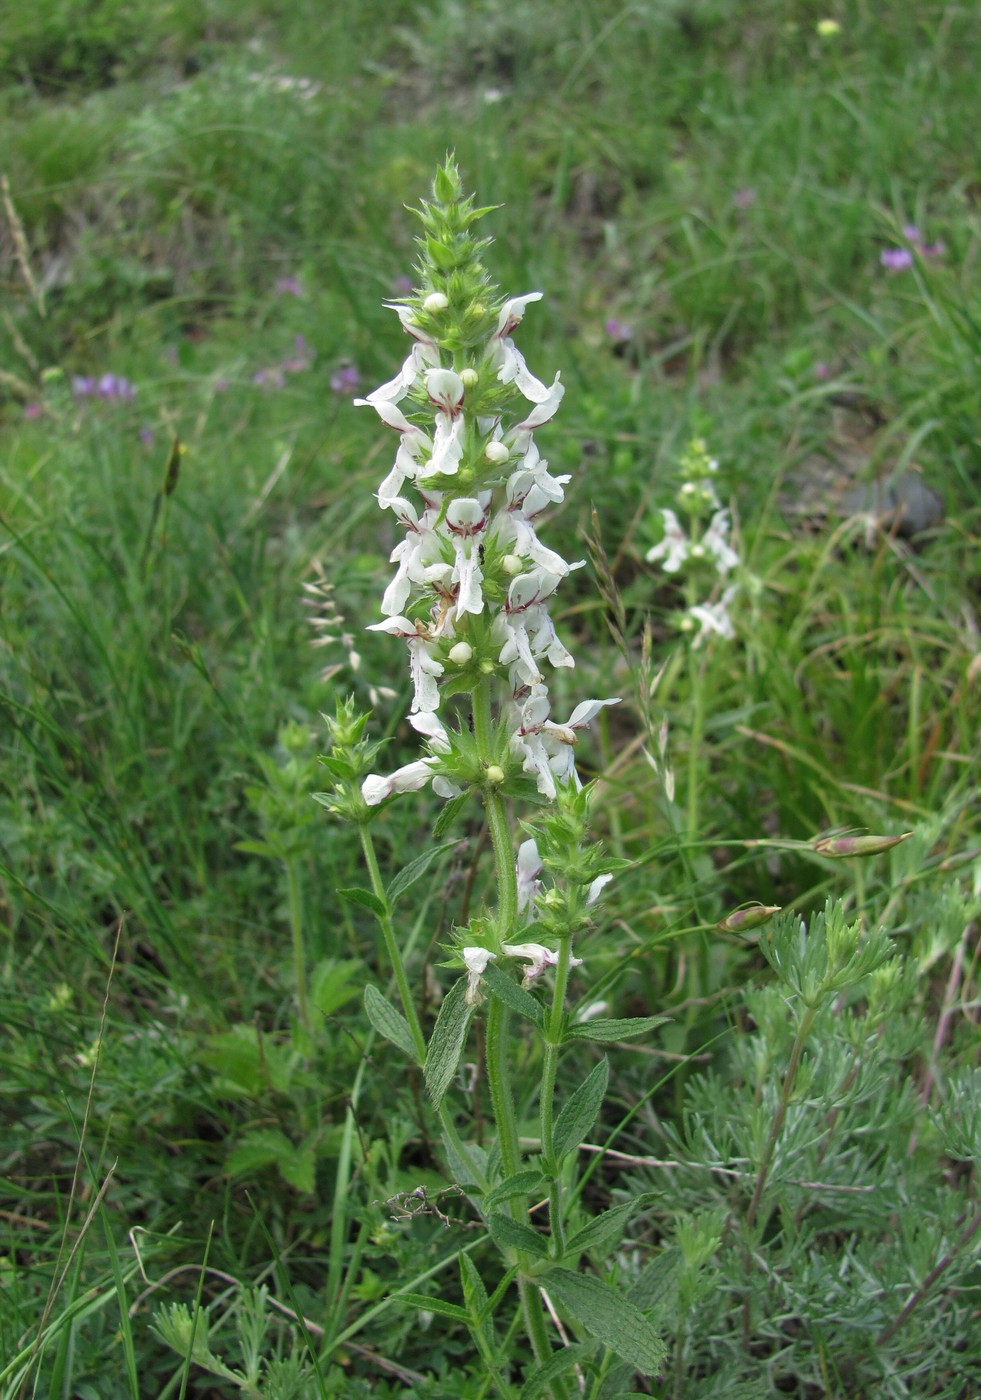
{"left": 1, "top": 1, "right": 979, "bottom": 1396}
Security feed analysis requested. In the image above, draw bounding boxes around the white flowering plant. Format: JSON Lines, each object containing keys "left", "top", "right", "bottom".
{"left": 316, "top": 161, "right": 669, "bottom": 1396}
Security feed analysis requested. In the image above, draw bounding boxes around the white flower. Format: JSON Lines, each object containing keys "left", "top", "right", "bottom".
{"left": 511, "top": 687, "right": 620, "bottom": 798}
{"left": 380, "top": 498, "right": 447, "bottom": 616}
{"left": 702, "top": 509, "right": 740, "bottom": 576}
{"left": 646, "top": 510, "right": 688, "bottom": 572}
{"left": 445, "top": 496, "right": 490, "bottom": 615}
{"left": 362, "top": 757, "right": 439, "bottom": 805}
{"left": 361, "top": 710, "right": 460, "bottom": 806}
{"left": 501, "top": 941, "right": 583, "bottom": 987}
{"left": 587, "top": 873, "right": 613, "bottom": 905}
{"left": 506, "top": 377, "right": 565, "bottom": 455}
{"left": 429, "top": 410, "right": 466, "bottom": 477}
{"left": 688, "top": 585, "right": 738, "bottom": 648}
{"left": 462, "top": 946, "right": 497, "bottom": 1005}
{"left": 425, "top": 367, "right": 466, "bottom": 416}
{"left": 515, "top": 838, "right": 543, "bottom": 914}
{"left": 366, "top": 616, "right": 445, "bottom": 711}
{"left": 485, "top": 295, "right": 553, "bottom": 404}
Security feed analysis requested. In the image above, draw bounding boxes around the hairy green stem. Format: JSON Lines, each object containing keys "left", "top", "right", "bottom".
{"left": 359, "top": 824, "right": 427, "bottom": 1062}
{"left": 541, "top": 937, "right": 574, "bottom": 1256}
{"left": 472, "top": 677, "right": 570, "bottom": 1399}
{"left": 359, "top": 823, "right": 480, "bottom": 1184}
{"left": 285, "top": 856, "right": 310, "bottom": 1037}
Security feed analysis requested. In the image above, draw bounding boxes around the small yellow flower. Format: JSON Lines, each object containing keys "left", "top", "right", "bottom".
{"left": 816, "top": 18, "right": 841, "bottom": 37}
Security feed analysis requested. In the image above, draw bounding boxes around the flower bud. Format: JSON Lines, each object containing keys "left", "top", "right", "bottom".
{"left": 460, "top": 367, "right": 479, "bottom": 389}
{"left": 448, "top": 641, "right": 474, "bottom": 664}
{"left": 485, "top": 764, "right": 505, "bottom": 783}
{"left": 501, "top": 554, "right": 523, "bottom": 576}
{"left": 484, "top": 440, "right": 509, "bottom": 465}
{"left": 423, "top": 291, "right": 449, "bottom": 313}
{"left": 812, "top": 832, "right": 912, "bottom": 857}
{"left": 717, "top": 904, "right": 782, "bottom": 932}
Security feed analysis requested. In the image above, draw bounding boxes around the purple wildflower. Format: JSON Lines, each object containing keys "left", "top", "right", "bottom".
{"left": 392, "top": 275, "right": 414, "bottom": 296}
{"left": 881, "top": 248, "right": 914, "bottom": 272}
{"left": 72, "top": 376, "right": 96, "bottom": 397}
{"left": 919, "top": 240, "right": 946, "bottom": 258}
{"left": 902, "top": 224, "right": 921, "bottom": 242}
{"left": 604, "top": 317, "right": 633, "bottom": 343}
{"left": 274, "top": 275, "right": 305, "bottom": 297}
{"left": 24, "top": 402, "right": 43, "bottom": 420}
{"left": 253, "top": 367, "right": 286, "bottom": 390}
{"left": 139, "top": 427, "right": 155, "bottom": 446}
{"left": 330, "top": 364, "right": 361, "bottom": 394}
{"left": 97, "top": 373, "right": 136, "bottom": 401}
{"left": 732, "top": 187, "right": 757, "bottom": 208}
{"left": 815, "top": 362, "right": 831, "bottom": 381}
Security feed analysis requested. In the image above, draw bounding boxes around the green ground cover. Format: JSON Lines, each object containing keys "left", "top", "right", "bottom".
{"left": 1, "top": 2, "right": 979, "bottom": 1395}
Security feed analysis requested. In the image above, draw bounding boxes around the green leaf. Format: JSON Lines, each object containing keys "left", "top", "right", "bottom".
{"left": 310, "top": 958, "right": 363, "bottom": 1017}
{"left": 484, "top": 1170, "right": 548, "bottom": 1209}
{"left": 442, "top": 1132, "right": 488, "bottom": 1193}
{"left": 544, "top": 1268, "right": 666, "bottom": 1374}
{"left": 627, "top": 1247, "right": 684, "bottom": 1316}
{"left": 397, "top": 1292, "right": 469, "bottom": 1322}
{"left": 234, "top": 839, "right": 278, "bottom": 858}
{"left": 424, "top": 976, "right": 473, "bottom": 1109}
{"left": 433, "top": 789, "right": 473, "bottom": 838}
{"left": 226, "top": 1129, "right": 293, "bottom": 1179}
{"left": 363, "top": 984, "right": 420, "bottom": 1062}
{"left": 564, "top": 1197, "right": 654, "bottom": 1262}
{"left": 387, "top": 841, "right": 459, "bottom": 905}
{"left": 520, "top": 1343, "right": 594, "bottom": 1400}
{"left": 552, "top": 1057, "right": 609, "bottom": 1164}
{"left": 459, "top": 1252, "right": 489, "bottom": 1314}
{"left": 487, "top": 1211, "right": 549, "bottom": 1259}
{"left": 278, "top": 1142, "right": 315, "bottom": 1194}
{"left": 566, "top": 1016, "right": 669, "bottom": 1043}
{"left": 337, "top": 886, "right": 388, "bottom": 917}
{"left": 482, "top": 961, "right": 544, "bottom": 1028}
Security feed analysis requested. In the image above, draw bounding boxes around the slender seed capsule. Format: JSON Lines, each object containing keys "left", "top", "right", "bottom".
{"left": 812, "top": 833, "right": 912, "bottom": 857}
{"left": 716, "top": 904, "right": 782, "bottom": 932}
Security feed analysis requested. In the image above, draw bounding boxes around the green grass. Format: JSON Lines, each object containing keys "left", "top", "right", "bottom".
{"left": 2, "top": 1, "right": 980, "bottom": 1395}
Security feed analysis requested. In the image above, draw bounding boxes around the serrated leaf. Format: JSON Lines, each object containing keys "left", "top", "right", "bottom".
{"left": 278, "top": 1142, "right": 315, "bottom": 1194}
{"left": 482, "top": 961, "right": 544, "bottom": 1028}
{"left": 544, "top": 1268, "right": 666, "bottom": 1374}
{"left": 459, "top": 1252, "right": 489, "bottom": 1313}
{"left": 337, "top": 886, "right": 388, "bottom": 917}
{"left": 364, "top": 984, "right": 420, "bottom": 1062}
{"left": 397, "top": 1292, "right": 469, "bottom": 1322}
{"left": 433, "top": 789, "right": 473, "bottom": 838}
{"left": 424, "top": 976, "right": 473, "bottom": 1109}
{"left": 626, "top": 1246, "right": 684, "bottom": 1315}
{"left": 563, "top": 1196, "right": 654, "bottom": 1262}
{"left": 566, "top": 1016, "right": 669, "bottom": 1043}
{"left": 552, "top": 1057, "right": 609, "bottom": 1164}
{"left": 519, "top": 1341, "right": 594, "bottom": 1400}
{"left": 387, "top": 841, "right": 459, "bottom": 905}
{"left": 484, "top": 1170, "right": 548, "bottom": 1209}
{"left": 226, "top": 1129, "right": 294, "bottom": 1179}
{"left": 487, "top": 1211, "right": 549, "bottom": 1259}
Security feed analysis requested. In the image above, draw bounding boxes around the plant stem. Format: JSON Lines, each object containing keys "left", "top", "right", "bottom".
{"left": 285, "top": 856, "right": 310, "bottom": 1037}
{"left": 359, "top": 823, "right": 482, "bottom": 1185}
{"left": 541, "top": 938, "right": 574, "bottom": 1256}
{"left": 746, "top": 1003, "right": 817, "bottom": 1234}
{"left": 685, "top": 645, "right": 704, "bottom": 846}
{"left": 742, "top": 1001, "right": 818, "bottom": 1347}
{"left": 359, "top": 824, "right": 427, "bottom": 1063}
{"left": 472, "top": 676, "right": 570, "bottom": 1400}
